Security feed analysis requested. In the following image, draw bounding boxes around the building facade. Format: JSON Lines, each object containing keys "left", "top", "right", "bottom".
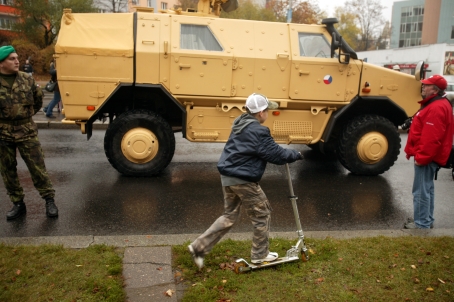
{"left": 390, "top": 0, "right": 454, "bottom": 49}
{"left": 128, "top": 0, "right": 180, "bottom": 12}
{"left": 0, "top": 1, "right": 19, "bottom": 43}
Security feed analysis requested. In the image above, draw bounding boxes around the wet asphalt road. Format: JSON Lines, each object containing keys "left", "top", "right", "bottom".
{"left": 0, "top": 129, "right": 453, "bottom": 238}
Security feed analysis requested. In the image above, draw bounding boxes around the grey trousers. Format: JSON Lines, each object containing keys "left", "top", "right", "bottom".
{"left": 190, "top": 182, "right": 272, "bottom": 260}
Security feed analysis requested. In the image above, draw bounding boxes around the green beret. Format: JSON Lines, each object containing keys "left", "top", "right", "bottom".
{"left": 0, "top": 45, "right": 16, "bottom": 62}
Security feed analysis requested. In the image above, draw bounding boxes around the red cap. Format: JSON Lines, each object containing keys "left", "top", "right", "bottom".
{"left": 421, "top": 75, "right": 447, "bottom": 90}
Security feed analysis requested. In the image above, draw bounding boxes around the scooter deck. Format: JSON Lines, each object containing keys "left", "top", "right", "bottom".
{"left": 235, "top": 256, "right": 300, "bottom": 273}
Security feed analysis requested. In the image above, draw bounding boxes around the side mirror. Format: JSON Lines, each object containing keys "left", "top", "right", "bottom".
{"left": 415, "top": 60, "right": 425, "bottom": 81}
{"left": 331, "top": 32, "right": 349, "bottom": 65}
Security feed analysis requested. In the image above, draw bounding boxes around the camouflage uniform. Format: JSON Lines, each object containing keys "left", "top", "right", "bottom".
{"left": 190, "top": 182, "right": 272, "bottom": 260}
{"left": 0, "top": 71, "right": 55, "bottom": 203}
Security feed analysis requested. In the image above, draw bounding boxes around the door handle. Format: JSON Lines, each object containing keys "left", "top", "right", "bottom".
{"left": 142, "top": 40, "right": 155, "bottom": 44}
{"left": 179, "top": 64, "right": 191, "bottom": 70}
{"left": 277, "top": 53, "right": 289, "bottom": 58}
{"left": 299, "top": 70, "right": 309, "bottom": 76}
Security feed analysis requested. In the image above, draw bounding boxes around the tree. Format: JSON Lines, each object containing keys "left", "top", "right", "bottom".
{"left": 174, "top": 0, "right": 198, "bottom": 11}
{"left": 95, "top": 0, "right": 129, "bottom": 13}
{"left": 221, "top": 0, "right": 277, "bottom": 22}
{"left": 270, "top": 0, "right": 323, "bottom": 24}
{"left": 334, "top": 7, "right": 361, "bottom": 51}
{"left": 12, "top": 0, "right": 96, "bottom": 49}
{"left": 344, "top": 0, "right": 385, "bottom": 51}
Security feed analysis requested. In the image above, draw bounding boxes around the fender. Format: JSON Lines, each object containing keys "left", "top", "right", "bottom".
{"left": 320, "top": 96, "right": 408, "bottom": 146}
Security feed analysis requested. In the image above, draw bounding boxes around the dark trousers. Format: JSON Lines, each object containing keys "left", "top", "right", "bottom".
{"left": 0, "top": 137, "right": 54, "bottom": 203}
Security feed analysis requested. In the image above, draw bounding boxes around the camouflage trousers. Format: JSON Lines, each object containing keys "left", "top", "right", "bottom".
{"left": 191, "top": 182, "right": 272, "bottom": 260}
{"left": 0, "top": 137, "right": 55, "bottom": 203}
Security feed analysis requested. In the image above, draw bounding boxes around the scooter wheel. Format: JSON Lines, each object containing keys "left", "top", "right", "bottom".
{"left": 301, "top": 251, "right": 309, "bottom": 262}
{"left": 234, "top": 262, "right": 246, "bottom": 274}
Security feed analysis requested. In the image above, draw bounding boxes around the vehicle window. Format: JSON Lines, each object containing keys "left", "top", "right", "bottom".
{"left": 446, "top": 84, "right": 454, "bottom": 92}
{"left": 180, "top": 24, "right": 223, "bottom": 51}
{"left": 298, "top": 33, "right": 331, "bottom": 58}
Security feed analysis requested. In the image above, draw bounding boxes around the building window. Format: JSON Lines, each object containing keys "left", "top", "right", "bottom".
{"left": 451, "top": 26, "right": 454, "bottom": 39}
{"left": 131, "top": 0, "right": 138, "bottom": 5}
{"left": 0, "top": 18, "right": 12, "bottom": 30}
{"left": 147, "top": 0, "right": 153, "bottom": 7}
{"left": 0, "top": 0, "right": 11, "bottom": 5}
{"left": 161, "top": 2, "right": 167, "bottom": 9}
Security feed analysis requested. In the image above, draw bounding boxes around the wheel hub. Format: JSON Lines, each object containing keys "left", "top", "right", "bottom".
{"left": 121, "top": 127, "right": 158, "bottom": 163}
{"left": 357, "top": 131, "right": 388, "bottom": 164}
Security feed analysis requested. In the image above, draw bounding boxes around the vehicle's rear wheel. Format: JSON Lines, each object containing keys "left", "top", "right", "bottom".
{"left": 104, "top": 109, "right": 175, "bottom": 176}
{"left": 336, "top": 115, "right": 400, "bottom": 176}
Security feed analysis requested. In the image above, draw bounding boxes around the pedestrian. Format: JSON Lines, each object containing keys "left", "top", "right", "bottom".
{"left": 188, "top": 93, "right": 304, "bottom": 269}
{"left": 404, "top": 74, "right": 453, "bottom": 229}
{"left": 0, "top": 45, "right": 58, "bottom": 220}
{"left": 44, "top": 60, "right": 61, "bottom": 119}
{"left": 22, "top": 59, "right": 33, "bottom": 76}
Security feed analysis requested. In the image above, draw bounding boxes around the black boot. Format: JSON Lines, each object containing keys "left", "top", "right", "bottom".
{"left": 45, "top": 198, "right": 58, "bottom": 218}
{"left": 6, "top": 201, "right": 26, "bottom": 220}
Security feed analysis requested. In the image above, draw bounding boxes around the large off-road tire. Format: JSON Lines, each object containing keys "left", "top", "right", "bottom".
{"left": 336, "top": 115, "right": 400, "bottom": 176}
{"left": 104, "top": 109, "right": 175, "bottom": 177}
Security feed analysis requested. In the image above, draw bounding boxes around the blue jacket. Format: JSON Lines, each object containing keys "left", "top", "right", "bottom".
{"left": 217, "top": 113, "right": 301, "bottom": 182}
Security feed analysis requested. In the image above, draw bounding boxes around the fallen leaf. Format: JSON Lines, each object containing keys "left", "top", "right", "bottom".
{"left": 75, "top": 265, "right": 82, "bottom": 267}
{"left": 338, "top": 258, "right": 343, "bottom": 261}
{"left": 222, "top": 280, "right": 227, "bottom": 284}
{"left": 389, "top": 264, "right": 397, "bottom": 268}
{"left": 165, "top": 289, "right": 174, "bottom": 297}
{"left": 157, "top": 267, "right": 162, "bottom": 271}
{"left": 426, "top": 287, "right": 434, "bottom": 292}
{"left": 418, "top": 258, "right": 424, "bottom": 264}
{"left": 16, "top": 270, "right": 21, "bottom": 275}
{"left": 206, "top": 268, "right": 212, "bottom": 273}
{"left": 426, "top": 252, "right": 431, "bottom": 256}
{"left": 315, "top": 277, "right": 324, "bottom": 283}
{"left": 309, "top": 249, "right": 315, "bottom": 255}
{"left": 394, "top": 254, "right": 399, "bottom": 257}
{"left": 438, "top": 278, "right": 446, "bottom": 284}
{"left": 327, "top": 213, "right": 331, "bottom": 216}
{"left": 376, "top": 279, "right": 381, "bottom": 283}
{"left": 411, "top": 265, "right": 416, "bottom": 269}
{"left": 414, "top": 278, "right": 420, "bottom": 284}
{"left": 174, "top": 272, "right": 181, "bottom": 278}
{"left": 444, "top": 256, "right": 449, "bottom": 259}
{"left": 401, "top": 268, "right": 406, "bottom": 271}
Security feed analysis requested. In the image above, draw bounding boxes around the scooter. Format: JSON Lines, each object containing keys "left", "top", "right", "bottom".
{"left": 234, "top": 163, "right": 309, "bottom": 273}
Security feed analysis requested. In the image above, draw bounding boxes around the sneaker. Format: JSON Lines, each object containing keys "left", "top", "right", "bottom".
{"left": 188, "top": 244, "right": 204, "bottom": 269}
{"left": 405, "top": 218, "right": 433, "bottom": 229}
{"left": 42, "top": 107, "right": 48, "bottom": 113}
{"left": 251, "top": 252, "right": 279, "bottom": 264}
{"left": 404, "top": 222, "right": 421, "bottom": 229}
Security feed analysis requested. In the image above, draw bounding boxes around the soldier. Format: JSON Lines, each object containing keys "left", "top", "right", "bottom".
{"left": 188, "top": 93, "right": 304, "bottom": 269}
{"left": 0, "top": 45, "right": 58, "bottom": 220}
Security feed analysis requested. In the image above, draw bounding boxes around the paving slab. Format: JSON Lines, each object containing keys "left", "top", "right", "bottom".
{"left": 123, "top": 247, "right": 176, "bottom": 302}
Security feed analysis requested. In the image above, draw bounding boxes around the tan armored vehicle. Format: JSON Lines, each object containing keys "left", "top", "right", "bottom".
{"left": 55, "top": 3, "right": 423, "bottom": 177}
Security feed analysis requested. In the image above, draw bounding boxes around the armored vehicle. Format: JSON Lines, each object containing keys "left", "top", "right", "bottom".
{"left": 55, "top": 4, "right": 423, "bottom": 177}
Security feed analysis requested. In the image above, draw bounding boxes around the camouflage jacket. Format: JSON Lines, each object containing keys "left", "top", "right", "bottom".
{"left": 0, "top": 71, "right": 43, "bottom": 141}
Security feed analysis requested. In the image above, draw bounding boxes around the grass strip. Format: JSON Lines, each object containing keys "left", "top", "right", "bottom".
{"left": 173, "top": 236, "right": 454, "bottom": 301}
{"left": 0, "top": 244, "right": 124, "bottom": 302}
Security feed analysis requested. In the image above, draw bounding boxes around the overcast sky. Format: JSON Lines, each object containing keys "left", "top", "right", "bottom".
{"left": 315, "top": 0, "right": 404, "bottom": 22}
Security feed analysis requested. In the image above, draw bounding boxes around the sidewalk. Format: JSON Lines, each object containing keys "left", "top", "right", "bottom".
{"left": 1, "top": 229, "right": 454, "bottom": 301}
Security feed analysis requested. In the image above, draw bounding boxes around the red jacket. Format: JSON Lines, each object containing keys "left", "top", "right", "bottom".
{"left": 404, "top": 94, "right": 453, "bottom": 166}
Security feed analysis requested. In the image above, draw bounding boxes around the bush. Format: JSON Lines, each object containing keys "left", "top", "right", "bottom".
{"left": 10, "top": 40, "right": 55, "bottom": 74}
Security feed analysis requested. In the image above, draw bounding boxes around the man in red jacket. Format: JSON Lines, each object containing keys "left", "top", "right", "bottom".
{"left": 404, "top": 75, "right": 453, "bottom": 229}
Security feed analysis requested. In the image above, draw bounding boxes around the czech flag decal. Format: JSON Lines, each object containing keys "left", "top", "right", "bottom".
{"left": 323, "top": 75, "right": 333, "bottom": 84}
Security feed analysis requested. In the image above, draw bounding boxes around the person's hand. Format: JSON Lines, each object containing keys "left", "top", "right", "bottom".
{"left": 298, "top": 152, "right": 304, "bottom": 160}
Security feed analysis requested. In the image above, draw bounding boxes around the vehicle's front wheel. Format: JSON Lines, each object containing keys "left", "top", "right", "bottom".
{"left": 104, "top": 109, "right": 175, "bottom": 176}
{"left": 336, "top": 115, "right": 400, "bottom": 176}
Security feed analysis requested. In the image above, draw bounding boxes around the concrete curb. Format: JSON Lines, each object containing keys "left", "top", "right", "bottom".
{"left": 2, "top": 229, "right": 454, "bottom": 248}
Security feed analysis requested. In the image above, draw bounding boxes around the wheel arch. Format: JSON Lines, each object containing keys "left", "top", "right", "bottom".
{"left": 321, "top": 96, "right": 408, "bottom": 146}
{"left": 86, "top": 84, "right": 186, "bottom": 139}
